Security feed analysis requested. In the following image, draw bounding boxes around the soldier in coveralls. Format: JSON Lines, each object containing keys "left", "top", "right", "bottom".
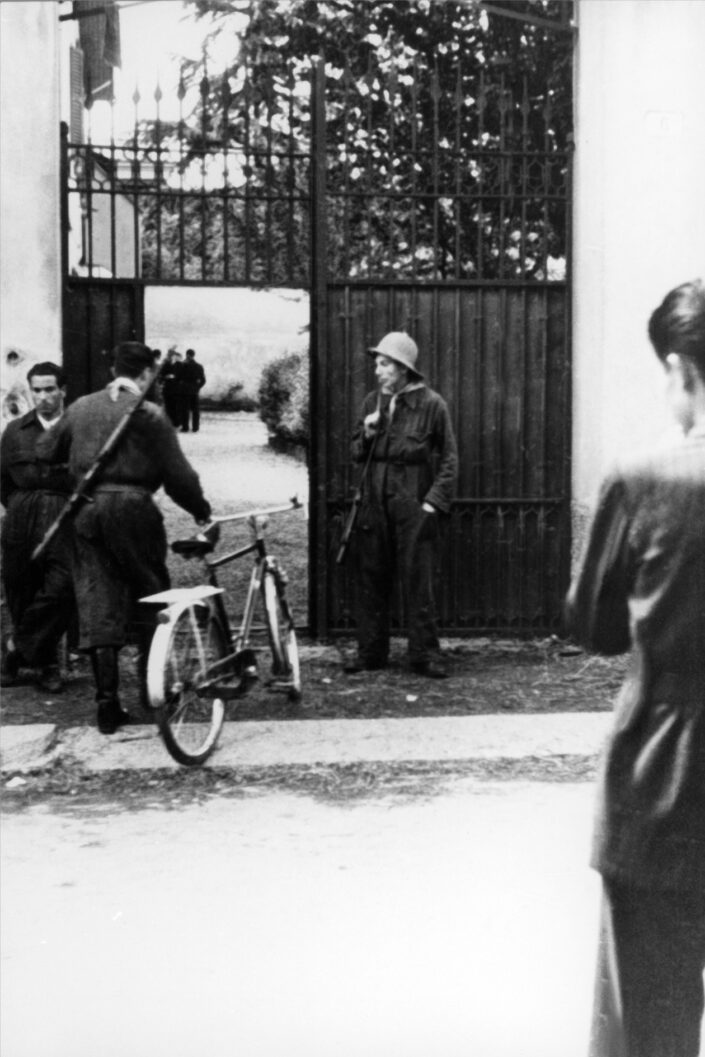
{"left": 345, "top": 332, "right": 458, "bottom": 678}
{"left": 38, "top": 342, "right": 211, "bottom": 734}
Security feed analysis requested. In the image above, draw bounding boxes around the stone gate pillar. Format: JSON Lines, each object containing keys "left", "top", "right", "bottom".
{"left": 0, "top": 2, "right": 62, "bottom": 385}
{"left": 572, "top": 0, "right": 705, "bottom": 544}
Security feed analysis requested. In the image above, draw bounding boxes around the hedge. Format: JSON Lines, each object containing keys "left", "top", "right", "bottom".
{"left": 257, "top": 352, "right": 309, "bottom": 449}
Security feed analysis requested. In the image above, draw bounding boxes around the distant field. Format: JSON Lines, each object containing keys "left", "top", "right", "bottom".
{"left": 145, "top": 286, "right": 309, "bottom": 404}
{"left": 158, "top": 411, "right": 310, "bottom": 626}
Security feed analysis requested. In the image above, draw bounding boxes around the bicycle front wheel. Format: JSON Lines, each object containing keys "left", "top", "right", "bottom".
{"left": 262, "top": 568, "right": 301, "bottom": 702}
{"left": 147, "top": 603, "right": 228, "bottom": 766}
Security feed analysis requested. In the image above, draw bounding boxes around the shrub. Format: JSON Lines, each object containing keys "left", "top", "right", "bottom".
{"left": 258, "top": 352, "right": 309, "bottom": 449}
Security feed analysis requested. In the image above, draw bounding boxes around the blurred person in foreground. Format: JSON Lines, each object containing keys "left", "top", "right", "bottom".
{"left": 566, "top": 279, "right": 705, "bottom": 1057}
{"left": 344, "top": 332, "right": 457, "bottom": 678}
{"left": 1, "top": 361, "right": 74, "bottom": 692}
{"left": 37, "top": 342, "right": 211, "bottom": 734}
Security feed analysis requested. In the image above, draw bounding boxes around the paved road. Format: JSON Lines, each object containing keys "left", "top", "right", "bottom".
{"left": 1, "top": 777, "right": 600, "bottom": 1057}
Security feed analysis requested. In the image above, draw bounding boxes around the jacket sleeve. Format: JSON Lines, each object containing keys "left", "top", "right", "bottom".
{"left": 150, "top": 409, "right": 211, "bottom": 521}
{"left": 0, "top": 428, "right": 15, "bottom": 507}
{"left": 565, "top": 473, "right": 632, "bottom": 655}
{"left": 424, "top": 397, "right": 458, "bottom": 513}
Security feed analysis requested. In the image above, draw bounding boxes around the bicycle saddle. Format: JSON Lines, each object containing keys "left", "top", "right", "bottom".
{"left": 171, "top": 521, "right": 221, "bottom": 557}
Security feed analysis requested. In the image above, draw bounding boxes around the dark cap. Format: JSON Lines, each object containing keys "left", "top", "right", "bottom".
{"left": 112, "top": 341, "right": 159, "bottom": 378}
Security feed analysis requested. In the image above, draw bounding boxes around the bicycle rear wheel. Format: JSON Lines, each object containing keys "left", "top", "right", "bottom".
{"left": 262, "top": 568, "right": 301, "bottom": 702}
{"left": 147, "top": 602, "right": 228, "bottom": 766}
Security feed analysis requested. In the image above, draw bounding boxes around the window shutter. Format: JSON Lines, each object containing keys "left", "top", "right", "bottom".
{"left": 70, "top": 45, "right": 85, "bottom": 142}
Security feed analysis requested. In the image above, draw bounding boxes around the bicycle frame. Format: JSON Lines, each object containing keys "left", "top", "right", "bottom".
{"left": 144, "top": 496, "right": 303, "bottom": 697}
{"left": 141, "top": 496, "right": 303, "bottom": 765}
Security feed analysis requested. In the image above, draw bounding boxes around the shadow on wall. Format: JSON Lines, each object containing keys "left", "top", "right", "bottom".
{"left": 145, "top": 287, "right": 309, "bottom": 406}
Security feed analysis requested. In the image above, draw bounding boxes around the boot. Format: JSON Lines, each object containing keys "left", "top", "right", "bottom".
{"left": 90, "top": 647, "right": 131, "bottom": 735}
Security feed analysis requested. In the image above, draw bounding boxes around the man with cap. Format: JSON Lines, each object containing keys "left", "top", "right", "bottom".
{"left": 37, "top": 341, "right": 212, "bottom": 734}
{"left": 345, "top": 331, "right": 458, "bottom": 677}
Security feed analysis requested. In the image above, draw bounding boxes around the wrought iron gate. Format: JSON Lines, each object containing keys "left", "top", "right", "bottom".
{"left": 61, "top": 2, "right": 573, "bottom": 636}
{"left": 310, "top": 41, "right": 573, "bottom": 636}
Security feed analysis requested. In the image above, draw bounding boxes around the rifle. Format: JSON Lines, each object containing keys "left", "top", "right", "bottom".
{"left": 31, "top": 371, "right": 161, "bottom": 563}
{"left": 336, "top": 425, "right": 380, "bottom": 566}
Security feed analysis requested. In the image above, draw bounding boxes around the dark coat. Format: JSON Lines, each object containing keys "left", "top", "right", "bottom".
{"left": 0, "top": 409, "right": 74, "bottom": 662}
{"left": 37, "top": 386, "right": 210, "bottom": 521}
{"left": 37, "top": 385, "right": 210, "bottom": 649}
{"left": 179, "top": 358, "right": 206, "bottom": 396}
{"left": 1, "top": 408, "right": 72, "bottom": 507}
{"left": 566, "top": 428, "right": 705, "bottom": 892}
{"left": 351, "top": 385, "right": 458, "bottom": 513}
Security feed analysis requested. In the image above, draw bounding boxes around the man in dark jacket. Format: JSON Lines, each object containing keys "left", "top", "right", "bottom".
{"left": 1, "top": 361, "right": 74, "bottom": 692}
{"left": 161, "top": 348, "right": 184, "bottom": 427}
{"left": 179, "top": 348, "right": 206, "bottom": 432}
{"left": 38, "top": 342, "right": 212, "bottom": 734}
{"left": 566, "top": 279, "right": 705, "bottom": 1057}
{"left": 345, "top": 332, "right": 458, "bottom": 677}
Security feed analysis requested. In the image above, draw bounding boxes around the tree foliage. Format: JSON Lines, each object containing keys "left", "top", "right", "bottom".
{"left": 139, "top": 1, "right": 573, "bottom": 283}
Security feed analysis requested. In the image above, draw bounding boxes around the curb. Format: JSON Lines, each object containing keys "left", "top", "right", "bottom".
{"left": 0, "top": 713, "right": 611, "bottom": 775}
{"left": 1, "top": 725, "right": 61, "bottom": 772}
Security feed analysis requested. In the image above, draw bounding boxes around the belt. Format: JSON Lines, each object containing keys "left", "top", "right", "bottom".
{"left": 92, "top": 483, "right": 152, "bottom": 496}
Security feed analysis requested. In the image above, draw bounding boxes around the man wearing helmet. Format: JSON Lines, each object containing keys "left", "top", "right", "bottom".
{"left": 345, "top": 332, "right": 458, "bottom": 678}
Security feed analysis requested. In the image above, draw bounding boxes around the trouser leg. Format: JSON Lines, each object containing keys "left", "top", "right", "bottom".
{"left": 13, "top": 540, "right": 74, "bottom": 666}
{"left": 1, "top": 537, "right": 36, "bottom": 647}
{"left": 589, "top": 878, "right": 705, "bottom": 1057}
{"left": 395, "top": 505, "right": 440, "bottom": 664}
{"left": 89, "top": 646, "right": 130, "bottom": 734}
{"left": 354, "top": 506, "right": 393, "bottom": 665}
{"left": 191, "top": 397, "right": 200, "bottom": 432}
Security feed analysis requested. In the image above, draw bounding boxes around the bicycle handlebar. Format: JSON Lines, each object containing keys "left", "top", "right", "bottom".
{"left": 208, "top": 494, "right": 305, "bottom": 528}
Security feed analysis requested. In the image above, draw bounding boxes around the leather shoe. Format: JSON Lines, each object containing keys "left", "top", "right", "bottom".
{"left": 411, "top": 659, "right": 448, "bottom": 679}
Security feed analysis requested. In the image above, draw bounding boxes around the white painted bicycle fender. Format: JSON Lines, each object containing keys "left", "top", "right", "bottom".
{"left": 146, "top": 599, "right": 212, "bottom": 708}
{"left": 140, "top": 586, "right": 224, "bottom": 605}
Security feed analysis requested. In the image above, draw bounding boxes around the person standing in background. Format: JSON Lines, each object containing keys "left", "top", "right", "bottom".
{"left": 161, "top": 348, "right": 184, "bottom": 427}
{"left": 179, "top": 348, "right": 206, "bottom": 432}
{"left": 566, "top": 279, "right": 705, "bottom": 1057}
{"left": 1, "top": 362, "right": 75, "bottom": 693}
{"left": 344, "top": 332, "right": 458, "bottom": 678}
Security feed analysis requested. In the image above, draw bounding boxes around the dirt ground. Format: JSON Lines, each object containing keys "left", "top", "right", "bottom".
{"left": 0, "top": 635, "right": 626, "bottom": 730}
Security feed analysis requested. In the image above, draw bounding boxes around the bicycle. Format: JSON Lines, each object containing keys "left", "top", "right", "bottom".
{"left": 141, "top": 496, "right": 304, "bottom": 766}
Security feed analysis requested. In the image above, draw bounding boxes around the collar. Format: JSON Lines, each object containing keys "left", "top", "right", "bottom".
{"left": 108, "top": 376, "right": 141, "bottom": 400}
{"left": 385, "top": 380, "right": 425, "bottom": 419}
{"left": 381, "top": 381, "right": 425, "bottom": 403}
{"left": 36, "top": 412, "right": 62, "bottom": 430}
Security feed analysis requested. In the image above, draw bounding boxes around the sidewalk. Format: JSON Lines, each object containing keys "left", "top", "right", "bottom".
{"left": 0, "top": 711, "right": 612, "bottom": 774}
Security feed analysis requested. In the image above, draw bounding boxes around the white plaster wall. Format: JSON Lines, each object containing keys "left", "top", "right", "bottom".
{"left": 573, "top": 0, "right": 705, "bottom": 528}
{"left": 0, "top": 2, "right": 62, "bottom": 370}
